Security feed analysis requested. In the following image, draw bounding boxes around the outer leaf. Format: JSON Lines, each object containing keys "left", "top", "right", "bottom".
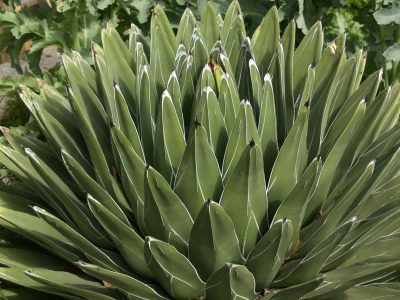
{"left": 0, "top": 192, "right": 81, "bottom": 263}
{"left": 25, "top": 148, "right": 109, "bottom": 248}
{"left": 304, "top": 100, "right": 366, "bottom": 223}
{"left": 205, "top": 264, "right": 256, "bottom": 300}
{"left": 144, "top": 237, "right": 205, "bottom": 300}
{"left": 265, "top": 276, "right": 323, "bottom": 300}
{"left": 33, "top": 207, "right": 128, "bottom": 273}
{"left": 188, "top": 200, "right": 243, "bottom": 280}
{"left": 87, "top": 197, "right": 152, "bottom": 279}
{"left": 61, "top": 150, "right": 129, "bottom": 225}
{"left": 78, "top": 262, "right": 167, "bottom": 299}
{"left": 302, "top": 261, "right": 400, "bottom": 299}
{"left": 25, "top": 269, "right": 118, "bottom": 300}
{"left": 111, "top": 127, "right": 146, "bottom": 233}
{"left": 273, "top": 219, "right": 354, "bottom": 287}
{"left": 220, "top": 142, "right": 268, "bottom": 256}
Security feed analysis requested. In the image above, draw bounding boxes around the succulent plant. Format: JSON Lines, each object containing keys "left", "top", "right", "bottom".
{"left": 1, "top": 1, "right": 400, "bottom": 299}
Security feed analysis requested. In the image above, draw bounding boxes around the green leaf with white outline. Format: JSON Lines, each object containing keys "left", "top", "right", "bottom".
{"left": 220, "top": 142, "right": 268, "bottom": 256}
{"left": 205, "top": 263, "right": 256, "bottom": 300}
{"left": 245, "top": 219, "right": 293, "bottom": 290}
{"left": 144, "top": 237, "right": 205, "bottom": 300}
{"left": 144, "top": 167, "right": 194, "bottom": 254}
{"left": 189, "top": 200, "right": 243, "bottom": 280}
{"left": 174, "top": 123, "right": 223, "bottom": 219}
{"left": 154, "top": 91, "right": 186, "bottom": 183}
{"left": 78, "top": 261, "right": 168, "bottom": 300}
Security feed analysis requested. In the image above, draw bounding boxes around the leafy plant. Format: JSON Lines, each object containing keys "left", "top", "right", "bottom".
{"left": 1, "top": 1, "right": 400, "bottom": 299}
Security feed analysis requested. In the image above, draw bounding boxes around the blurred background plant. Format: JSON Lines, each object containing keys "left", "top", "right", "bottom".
{"left": 0, "top": 0, "right": 399, "bottom": 184}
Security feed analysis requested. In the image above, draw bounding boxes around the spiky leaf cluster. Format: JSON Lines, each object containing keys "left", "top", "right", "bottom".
{"left": 1, "top": 1, "right": 400, "bottom": 299}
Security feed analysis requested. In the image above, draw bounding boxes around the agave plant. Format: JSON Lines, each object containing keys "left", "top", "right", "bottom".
{"left": 1, "top": 1, "right": 400, "bottom": 299}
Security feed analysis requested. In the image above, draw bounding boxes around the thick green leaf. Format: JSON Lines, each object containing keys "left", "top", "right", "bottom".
{"left": 235, "top": 38, "right": 254, "bottom": 101}
{"left": 218, "top": 73, "right": 240, "bottom": 135}
{"left": 220, "top": 1, "right": 246, "bottom": 74}
{"left": 87, "top": 197, "right": 152, "bottom": 279}
{"left": 245, "top": 219, "right": 293, "bottom": 290}
{"left": 302, "top": 261, "right": 400, "bottom": 299}
{"left": 188, "top": 200, "right": 243, "bottom": 280}
{"left": 265, "top": 276, "right": 323, "bottom": 300}
{"left": 297, "top": 160, "right": 375, "bottom": 258}
{"left": 251, "top": 6, "right": 280, "bottom": 76}
{"left": 281, "top": 21, "right": 296, "bottom": 128}
{"left": 273, "top": 219, "right": 354, "bottom": 287}
{"left": 176, "top": 8, "right": 197, "bottom": 50}
{"left": 111, "top": 127, "right": 146, "bottom": 233}
{"left": 205, "top": 264, "right": 256, "bottom": 300}
{"left": 113, "top": 84, "right": 144, "bottom": 161}
{"left": 271, "top": 159, "right": 320, "bottom": 248}
{"left": 196, "top": 86, "right": 228, "bottom": 164}
{"left": 307, "top": 35, "right": 346, "bottom": 159}
{"left": 220, "top": 142, "right": 268, "bottom": 256}
{"left": 144, "top": 237, "right": 205, "bottom": 300}
{"left": 102, "top": 25, "right": 137, "bottom": 121}
{"left": 154, "top": 91, "right": 186, "bottom": 183}
{"left": 25, "top": 148, "right": 110, "bottom": 248}
{"left": 136, "top": 65, "right": 158, "bottom": 163}
{"left": 0, "top": 267, "right": 76, "bottom": 299}
{"left": 33, "top": 206, "right": 128, "bottom": 273}
{"left": 166, "top": 71, "right": 184, "bottom": 131}
{"left": 0, "top": 192, "right": 81, "bottom": 263}
{"left": 144, "top": 167, "right": 193, "bottom": 254}
{"left": 68, "top": 87, "right": 117, "bottom": 198}
{"left": 150, "top": 5, "right": 178, "bottom": 92}
{"left": 267, "top": 103, "right": 309, "bottom": 214}
{"left": 61, "top": 150, "right": 129, "bottom": 225}
{"left": 63, "top": 56, "right": 111, "bottom": 162}
{"left": 78, "top": 262, "right": 168, "bottom": 300}
{"left": 200, "top": 2, "right": 219, "bottom": 52}
{"left": 249, "top": 59, "right": 263, "bottom": 120}
{"left": 258, "top": 73, "right": 279, "bottom": 176}
{"left": 292, "top": 22, "right": 323, "bottom": 100}
{"left": 25, "top": 269, "right": 119, "bottom": 300}
{"left": 174, "top": 123, "right": 223, "bottom": 219}
{"left": 222, "top": 101, "right": 261, "bottom": 183}
{"left": 304, "top": 100, "right": 366, "bottom": 223}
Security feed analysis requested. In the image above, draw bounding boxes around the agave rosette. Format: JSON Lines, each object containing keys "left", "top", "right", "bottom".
{"left": 1, "top": 1, "right": 400, "bottom": 299}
